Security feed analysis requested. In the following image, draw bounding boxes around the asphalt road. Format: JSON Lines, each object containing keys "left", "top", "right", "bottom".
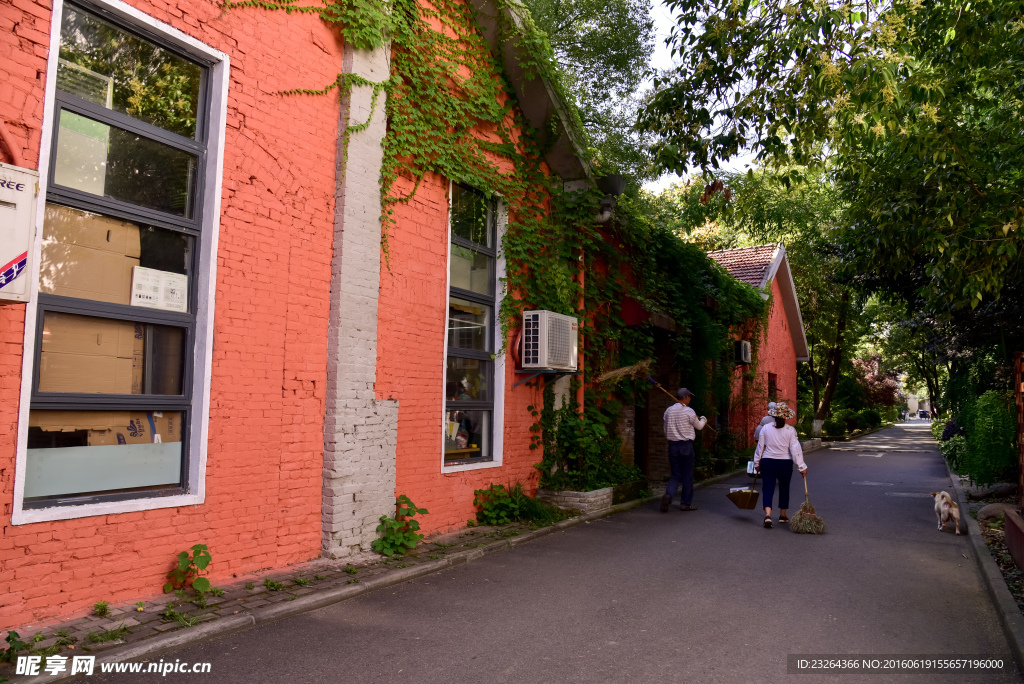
{"left": 92, "top": 423, "right": 1021, "bottom": 683}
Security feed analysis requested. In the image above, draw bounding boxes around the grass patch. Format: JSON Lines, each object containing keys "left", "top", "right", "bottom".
{"left": 88, "top": 625, "right": 130, "bottom": 643}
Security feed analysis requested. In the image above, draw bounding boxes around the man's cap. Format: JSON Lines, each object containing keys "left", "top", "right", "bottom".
{"left": 677, "top": 388, "right": 695, "bottom": 399}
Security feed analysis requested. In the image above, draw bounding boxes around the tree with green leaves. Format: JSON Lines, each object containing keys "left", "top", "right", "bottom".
{"left": 650, "top": 169, "right": 867, "bottom": 424}
{"left": 521, "top": 0, "right": 656, "bottom": 181}
{"left": 639, "top": 0, "right": 1024, "bottom": 311}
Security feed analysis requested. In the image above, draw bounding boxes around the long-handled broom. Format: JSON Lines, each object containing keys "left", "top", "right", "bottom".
{"left": 597, "top": 360, "right": 717, "bottom": 434}
{"left": 790, "top": 471, "right": 826, "bottom": 534}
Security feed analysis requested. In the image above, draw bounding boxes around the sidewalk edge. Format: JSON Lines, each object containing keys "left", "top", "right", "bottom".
{"left": 25, "top": 495, "right": 655, "bottom": 683}
{"left": 947, "top": 463, "right": 1024, "bottom": 675}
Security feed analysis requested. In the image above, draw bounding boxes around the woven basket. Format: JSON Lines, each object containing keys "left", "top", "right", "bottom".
{"left": 726, "top": 472, "right": 760, "bottom": 509}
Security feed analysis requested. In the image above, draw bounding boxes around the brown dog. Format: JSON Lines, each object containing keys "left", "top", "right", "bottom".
{"left": 931, "top": 491, "right": 961, "bottom": 535}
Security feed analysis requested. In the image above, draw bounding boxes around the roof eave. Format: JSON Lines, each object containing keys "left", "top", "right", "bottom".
{"left": 468, "top": 0, "right": 592, "bottom": 182}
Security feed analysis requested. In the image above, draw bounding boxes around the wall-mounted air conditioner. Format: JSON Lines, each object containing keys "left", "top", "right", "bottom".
{"left": 735, "top": 339, "right": 752, "bottom": 365}
{"left": 522, "top": 310, "right": 578, "bottom": 371}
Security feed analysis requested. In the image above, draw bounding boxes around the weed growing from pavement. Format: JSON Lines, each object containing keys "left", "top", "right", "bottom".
{"left": 314, "top": 574, "right": 326, "bottom": 580}
{"left": 210, "top": 587, "right": 226, "bottom": 597}
{"left": 292, "top": 577, "right": 312, "bottom": 587}
{"left": 264, "top": 579, "right": 284, "bottom": 591}
{"left": 88, "top": 625, "right": 130, "bottom": 643}
{"left": 372, "top": 495, "right": 428, "bottom": 557}
{"left": 245, "top": 582, "right": 255, "bottom": 590}
{"left": 347, "top": 579, "right": 360, "bottom": 584}
{"left": 343, "top": 565, "right": 358, "bottom": 575}
{"left": 92, "top": 601, "right": 109, "bottom": 617}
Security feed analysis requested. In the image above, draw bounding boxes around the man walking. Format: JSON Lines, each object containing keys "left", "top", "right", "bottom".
{"left": 661, "top": 388, "right": 707, "bottom": 512}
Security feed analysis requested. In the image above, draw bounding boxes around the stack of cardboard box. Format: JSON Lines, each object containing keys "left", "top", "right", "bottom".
{"left": 29, "top": 410, "right": 181, "bottom": 446}
{"left": 38, "top": 312, "right": 143, "bottom": 394}
{"left": 39, "top": 203, "right": 140, "bottom": 304}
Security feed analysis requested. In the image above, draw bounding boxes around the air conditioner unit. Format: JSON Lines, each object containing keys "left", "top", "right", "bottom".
{"left": 735, "top": 339, "right": 752, "bottom": 365}
{"left": 522, "top": 310, "right": 578, "bottom": 371}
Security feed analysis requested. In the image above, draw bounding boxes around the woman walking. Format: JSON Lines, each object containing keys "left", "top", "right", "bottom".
{"left": 753, "top": 402, "right": 807, "bottom": 528}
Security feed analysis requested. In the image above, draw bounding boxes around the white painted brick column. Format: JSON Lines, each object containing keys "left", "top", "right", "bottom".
{"left": 322, "top": 43, "right": 398, "bottom": 559}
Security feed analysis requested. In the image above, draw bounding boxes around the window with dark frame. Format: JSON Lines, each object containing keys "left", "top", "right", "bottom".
{"left": 444, "top": 184, "right": 496, "bottom": 464}
{"left": 24, "top": 1, "right": 210, "bottom": 508}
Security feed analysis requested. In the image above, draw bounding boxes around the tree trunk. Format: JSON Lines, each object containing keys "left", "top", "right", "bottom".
{"left": 808, "top": 346, "right": 820, "bottom": 413}
{"left": 813, "top": 291, "right": 850, "bottom": 421}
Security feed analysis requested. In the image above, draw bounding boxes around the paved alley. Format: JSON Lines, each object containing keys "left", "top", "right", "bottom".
{"left": 90, "top": 424, "right": 1020, "bottom": 683}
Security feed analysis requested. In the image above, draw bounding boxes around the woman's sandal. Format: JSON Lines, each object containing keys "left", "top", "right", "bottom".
{"left": 779, "top": 514, "right": 789, "bottom": 524}
{"left": 763, "top": 516, "right": 773, "bottom": 529}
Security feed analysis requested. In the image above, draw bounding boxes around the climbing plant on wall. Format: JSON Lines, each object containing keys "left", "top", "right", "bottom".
{"left": 228, "top": 0, "right": 767, "bottom": 489}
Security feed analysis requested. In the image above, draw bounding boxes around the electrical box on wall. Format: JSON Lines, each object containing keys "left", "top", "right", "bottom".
{"left": 0, "top": 163, "right": 39, "bottom": 304}
{"left": 522, "top": 310, "right": 579, "bottom": 371}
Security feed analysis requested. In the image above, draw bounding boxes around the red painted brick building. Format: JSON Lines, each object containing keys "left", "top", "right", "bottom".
{"left": 708, "top": 243, "right": 809, "bottom": 445}
{"left": 0, "top": 0, "right": 592, "bottom": 629}
{"left": 0, "top": 0, "right": 805, "bottom": 632}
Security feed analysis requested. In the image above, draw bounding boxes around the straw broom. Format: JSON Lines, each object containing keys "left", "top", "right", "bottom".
{"left": 597, "top": 360, "right": 717, "bottom": 434}
{"left": 790, "top": 472, "right": 827, "bottom": 534}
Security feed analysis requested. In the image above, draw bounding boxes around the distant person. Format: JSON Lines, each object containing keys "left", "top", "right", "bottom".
{"left": 754, "top": 402, "right": 807, "bottom": 529}
{"left": 753, "top": 402, "right": 777, "bottom": 443}
{"left": 660, "top": 388, "right": 707, "bottom": 513}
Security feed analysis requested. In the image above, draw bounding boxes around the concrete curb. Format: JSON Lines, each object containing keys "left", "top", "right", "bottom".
{"left": 23, "top": 495, "right": 654, "bottom": 683}
{"left": 946, "top": 462, "right": 1024, "bottom": 674}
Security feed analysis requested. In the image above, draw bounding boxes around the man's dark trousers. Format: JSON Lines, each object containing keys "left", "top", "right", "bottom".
{"left": 665, "top": 439, "right": 695, "bottom": 506}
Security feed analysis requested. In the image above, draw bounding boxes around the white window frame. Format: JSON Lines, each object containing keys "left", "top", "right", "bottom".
{"left": 11, "top": 0, "right": 229, "bottom": 524}
{"left": 441, "top": 182, "right": 506, "bottom": 474}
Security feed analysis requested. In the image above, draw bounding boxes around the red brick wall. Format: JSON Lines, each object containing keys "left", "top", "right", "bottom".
{"left": 377, "top": 172, "right": 543, "bottom": 534}
{"left": 1, "top": 2, "right": 342, "bottom": 628}
{"left": 731, "top": 277, "right": 799, "bottom": 448}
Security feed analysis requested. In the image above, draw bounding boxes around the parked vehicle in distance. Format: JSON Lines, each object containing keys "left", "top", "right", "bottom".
{"left": 919, "top": 410, "right": 931, "bottom": 419}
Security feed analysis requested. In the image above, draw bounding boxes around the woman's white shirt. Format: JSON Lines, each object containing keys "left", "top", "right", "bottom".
{"left": 754, "top": 424, "right": 807, "bottom": 472}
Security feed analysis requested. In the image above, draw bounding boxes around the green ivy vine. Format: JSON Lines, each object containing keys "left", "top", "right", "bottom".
{"left": 227, "top": 0, "right": 768, "bottom": 490}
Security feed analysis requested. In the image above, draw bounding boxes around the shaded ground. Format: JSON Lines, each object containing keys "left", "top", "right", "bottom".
{"left": 88, "top": 424, "right": 1020, "bottom": 683}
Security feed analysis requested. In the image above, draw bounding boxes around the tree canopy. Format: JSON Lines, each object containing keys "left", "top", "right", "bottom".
{"left": 640, "top": 0, "right": 1024, "bottom": 311}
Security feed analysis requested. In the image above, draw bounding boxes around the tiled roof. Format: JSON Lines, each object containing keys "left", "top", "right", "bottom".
{"left": 706, "top": 244, "right": 779, "bottom": 287}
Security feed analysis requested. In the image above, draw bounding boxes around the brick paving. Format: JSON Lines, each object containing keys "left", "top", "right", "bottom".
{"left": 0, "top": 521, "right": 545, "bottom": 670}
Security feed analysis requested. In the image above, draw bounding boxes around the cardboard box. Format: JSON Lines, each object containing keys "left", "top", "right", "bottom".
{"left": 30, "top": 410, "right": 181, "bottom": 445}
{"left": 39, "top": 203, "right": 141, "bottom": 305}
{"left": 38, "top": 313, "right": 144, "bottom": 394}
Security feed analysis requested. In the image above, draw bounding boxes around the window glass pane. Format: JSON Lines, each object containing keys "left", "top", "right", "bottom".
{"left": 446, "top": 357, "right": 491, "bottom": 402}
{"left": 451, "top": 184, "right": 492, "bottom": 248}
{"left": 40, "top": 203, "right": 192, "bottom": 307}
{"left": 26, "top": 409, "right": 182, "bottom": 499}
{"left": 55, "top": 109, "right": 197, "bottom": 217}
{"left": 444, "top": 409, "right": 490, "bottom": 462}
{"left": 449, "top": 244, "right": 493, "bottom": 296}
{"left": 58, "top": 5, "right": 202, "bottom": 139}
{"left": 448, "top": 297, "right": 491, "bottom": 351}
{"left": 38, "top": 311, "right": 185, "bottom": 395}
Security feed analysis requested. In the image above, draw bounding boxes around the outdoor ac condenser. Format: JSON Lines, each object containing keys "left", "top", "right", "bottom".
{"left": 522, "top": 310, "right": 578, "bottom": 371}
{"left": 735, "top": 339, "right": 752, "bottom": 365}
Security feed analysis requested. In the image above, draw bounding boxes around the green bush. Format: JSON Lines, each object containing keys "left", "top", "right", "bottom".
{"left": 940, "top": 435, "right": 968, "bottom": 472}
{"left": 473, "top": 483, "right": 570, "bottom": 528}
{"left": 960, "top": 392, "right": 1017, "bottom": 487}
{"left": 931, "top": 419, "right": 946, "bottom": 441}
{"left": 473, "top": 484, "right": 521, "bottom": 525}
{"left": 823, "top": 418, "right": 845, "bottom": 437}
{"left": 881, "top": 406, "right": 898, "bottom": 422}
{"left": 860, "top": 409, "right": 882, "bottom": 428}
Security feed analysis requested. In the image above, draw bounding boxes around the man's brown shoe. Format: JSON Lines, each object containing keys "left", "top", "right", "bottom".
{"left": 660, "top": 495, "right": 671, "bottom": 512}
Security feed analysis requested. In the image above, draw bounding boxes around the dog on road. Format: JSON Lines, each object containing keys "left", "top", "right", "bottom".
{"left": 931, "top": 491, "right": 961, "bottom": 535}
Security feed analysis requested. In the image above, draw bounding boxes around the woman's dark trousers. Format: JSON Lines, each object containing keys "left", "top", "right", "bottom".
{"left": 761, "top": 458, "right": 794, "bottom": 510}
